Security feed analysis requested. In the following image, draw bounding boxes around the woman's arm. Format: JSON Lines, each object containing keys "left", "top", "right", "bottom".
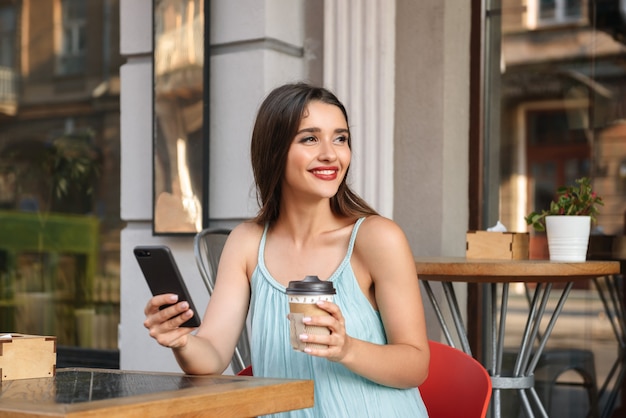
{"left": 302, "top": 216, "right": 430, "bottom": 388}
{"left": 143, "top": 223, "right": 256, "bottom": 375}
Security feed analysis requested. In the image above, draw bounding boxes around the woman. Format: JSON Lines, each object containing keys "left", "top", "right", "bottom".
{"left": 144, "top": 82, "right": 430, "bottom": 417}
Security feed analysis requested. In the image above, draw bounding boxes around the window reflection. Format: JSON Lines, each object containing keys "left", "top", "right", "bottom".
{"left": 153, "top": 0, "right": 206, "bottom": 234}
{"left": 58, "top": 0, "right": 87, "bottom": 75}
{"left": 0, "top": 1, "right": 123, "bottom": 364}
{"left": 496, "top": 0, "right": 626, "bottom": 236}
{"left": 483, "top": 1, "right": 626, "bottom": 413}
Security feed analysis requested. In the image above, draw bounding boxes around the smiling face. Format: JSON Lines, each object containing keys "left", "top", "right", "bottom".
{"left": 282, "top": 100, "right": 351, "bottom": 202}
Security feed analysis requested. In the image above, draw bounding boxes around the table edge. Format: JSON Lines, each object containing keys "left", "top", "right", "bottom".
{"left": 415, "top": 258, "right": 621, "bottom": 283}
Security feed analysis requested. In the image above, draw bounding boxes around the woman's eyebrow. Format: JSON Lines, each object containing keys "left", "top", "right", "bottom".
{"left": 296, "top": 127, "right": 349, "bottom": 135}
{"left": 296, "top": 127, "right": 321, "bottom": 134}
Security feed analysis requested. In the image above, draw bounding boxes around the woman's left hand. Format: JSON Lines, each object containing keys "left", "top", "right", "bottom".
{"left": 299, "top": 300, "right": 351, "bottom": 362}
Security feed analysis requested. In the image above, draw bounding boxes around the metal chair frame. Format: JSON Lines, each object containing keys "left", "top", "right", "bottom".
{"left": 193, "top": 227, "right": 251, "bottom": 374}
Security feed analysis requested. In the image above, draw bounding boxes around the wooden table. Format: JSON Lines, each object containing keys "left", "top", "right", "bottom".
{"left": 0, "top": 368, "right": 314, "bottom": 417}
{"left": 416, "top": 257, "right": 621, "bottom": 418}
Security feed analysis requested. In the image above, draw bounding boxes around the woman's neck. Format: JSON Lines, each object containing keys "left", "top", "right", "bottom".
{"left": 274, "top": 200, "right": 346, "bottom": 246}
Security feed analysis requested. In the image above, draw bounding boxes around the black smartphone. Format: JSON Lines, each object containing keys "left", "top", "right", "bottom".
{"left": 134, "top": 245, "right": 201, "bottom": 328}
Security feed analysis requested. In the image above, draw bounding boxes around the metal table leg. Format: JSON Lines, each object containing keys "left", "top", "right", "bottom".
{"left": 593, "top": 275, "right": 626, "bottom": 418}
{"left": 424, "top": 279, "right": 577, "bottom": 418}
{"left": 422, "top": 280, "right": 472, "bottom": 354}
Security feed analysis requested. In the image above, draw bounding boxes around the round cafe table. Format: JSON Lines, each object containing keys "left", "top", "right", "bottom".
{"left": 415, "top": 257, "right": 621, "bottom": 418}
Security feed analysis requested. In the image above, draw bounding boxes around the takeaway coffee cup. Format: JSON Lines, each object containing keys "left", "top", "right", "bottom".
{"left": 286, "top": 275, "right": 336, "bottom": 351}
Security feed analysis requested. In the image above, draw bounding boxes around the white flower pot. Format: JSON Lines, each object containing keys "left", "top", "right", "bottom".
{"left": 545, "top": 215, "right": 591, "bottom": 262}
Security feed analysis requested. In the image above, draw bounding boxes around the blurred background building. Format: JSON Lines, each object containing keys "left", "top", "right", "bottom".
{"left": 496, "top": 0, "right": 626, "bottom": 255}
{"left": 0, "top": 0, "right": 123, "bottom": 366}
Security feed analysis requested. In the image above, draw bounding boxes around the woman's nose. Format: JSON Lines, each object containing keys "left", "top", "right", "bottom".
{"left": 318, "top": 139, "right": 337, "bottom": 161}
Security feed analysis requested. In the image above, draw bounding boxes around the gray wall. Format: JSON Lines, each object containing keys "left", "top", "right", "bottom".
{"left": 394, "top": 1, "right": 471, "bottom": 341}
{"left": 394, "top": 1, "right": 470, "bottom": 257}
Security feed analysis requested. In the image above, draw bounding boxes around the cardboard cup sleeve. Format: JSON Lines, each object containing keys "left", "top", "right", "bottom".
{"left": 289, "top": 312, "right": 331, "bottom": 351}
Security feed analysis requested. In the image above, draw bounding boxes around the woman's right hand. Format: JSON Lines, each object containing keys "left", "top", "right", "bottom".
{"left": 143, "top": 294, "right": 196, "bottom": 349}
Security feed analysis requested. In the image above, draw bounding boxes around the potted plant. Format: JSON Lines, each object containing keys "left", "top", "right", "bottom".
{"left": 525, "top": 177, "right": 603, "bottom": 261}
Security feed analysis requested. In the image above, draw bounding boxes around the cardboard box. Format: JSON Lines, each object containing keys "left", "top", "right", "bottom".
{"left": 0, "top": 334, "right": 56, "bottom": 381}
{"left": 466, "top": 231, "right": 530, "bottom": 260}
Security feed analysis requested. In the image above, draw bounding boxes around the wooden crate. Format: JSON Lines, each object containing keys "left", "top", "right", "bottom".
{"left": 466, "top": 231, "right": 530, "bottom": 260}
{"left": 0, "top": 334, "right": 56, "bottom": 381}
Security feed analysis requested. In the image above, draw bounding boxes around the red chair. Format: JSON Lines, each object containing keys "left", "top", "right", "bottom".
{"left": 237, "top": 365, "right": 253, "bottom": 376}
{"left": 420, "top": 340, "right": 492, "bottom": 418}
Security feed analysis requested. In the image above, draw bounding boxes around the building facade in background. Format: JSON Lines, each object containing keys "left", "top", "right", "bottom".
{"left": 0, "top": 0, "right": 123, "bottom": 362}
{"left": 497, "top": 0, "right": 626, "bottom": 241}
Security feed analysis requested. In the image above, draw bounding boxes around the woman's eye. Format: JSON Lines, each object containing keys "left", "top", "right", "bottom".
{"left": 300, "top": 136, "right": 316, "bottom": 143}
{"left": 335, "top": 136, "right": 348, "bottom": 143}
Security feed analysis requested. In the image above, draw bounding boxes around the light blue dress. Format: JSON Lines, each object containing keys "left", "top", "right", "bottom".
{"left": 250, "top": 218, "right": 429, "bottom": 417}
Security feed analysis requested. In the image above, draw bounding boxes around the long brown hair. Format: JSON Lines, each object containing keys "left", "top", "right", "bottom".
{"left": 250, "top": 82, "right": 377, "bottom": 226}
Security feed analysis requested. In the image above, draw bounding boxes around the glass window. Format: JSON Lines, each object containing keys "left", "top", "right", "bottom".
{"left": 0, "top": 4, "right": 16, "bottom": 105}
{"left": 0, "top": 5, "right": 15, "bottom": 67}
{"left": 1, "top": 0, "right": 123, "bottom": 368}
{"left": 538, "top": 0, "right": 582, "bottom": 21}
{"left": 58, "top": 0, "right": 86, "bottom": 75}
{"left": 539, "top": 0, "right": 557, "bottom": 20}
{"left": 153, "top": 0, "right": 205, "bottom": 234}
{"left": 564, "top": 0, "right": 582, "bottom": 18}
{"left": 526, "top": 0, "right": 583, "bottom": 29}
{"left": 476, "top": 0, "right": 626, "bottom": 413}
{"left": 483, "top": 0, "right": 626, "bottom": 235}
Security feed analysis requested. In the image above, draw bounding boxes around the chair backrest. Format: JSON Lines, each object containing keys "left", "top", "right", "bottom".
{"left": 193, "top": 228, "right": 251, "bottom": 374}
{"left": 420, "top": 340, "right": 492, "bottom": 418}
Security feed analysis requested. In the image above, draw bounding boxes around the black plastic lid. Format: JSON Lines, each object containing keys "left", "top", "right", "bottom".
{"left": 286, "top": 275, "right": 336, "bottom": 295}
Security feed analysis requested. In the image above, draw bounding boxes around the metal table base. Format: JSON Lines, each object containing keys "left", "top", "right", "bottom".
{"left": 592, "top": 274, "right": 626, "bottom": 418}
{"left": 423, "top": 280, "right": 575, "bottom": 418}
{"left": 416, "top": 257, "right": 621, "bottom": 418}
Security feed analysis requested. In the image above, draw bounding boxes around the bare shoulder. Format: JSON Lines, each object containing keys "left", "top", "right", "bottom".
{"left": 222, "top": 221, "right": 263, "bottom": 272}
{"left": 226, "top": 221, "right": 264, "bottom": 253}
{"left": 230, "top": 221, "right": 264, "bottom": 238}
{"left": 355, "top": 215, "right": 410, "bottom": 251}
{"left": 353, "top": 216, "right": 416, "bottom": 288}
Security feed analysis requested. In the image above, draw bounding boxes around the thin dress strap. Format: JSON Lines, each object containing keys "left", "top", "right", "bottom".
{"left": 327, "top": 217, "right": 366, "bottom": 282}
